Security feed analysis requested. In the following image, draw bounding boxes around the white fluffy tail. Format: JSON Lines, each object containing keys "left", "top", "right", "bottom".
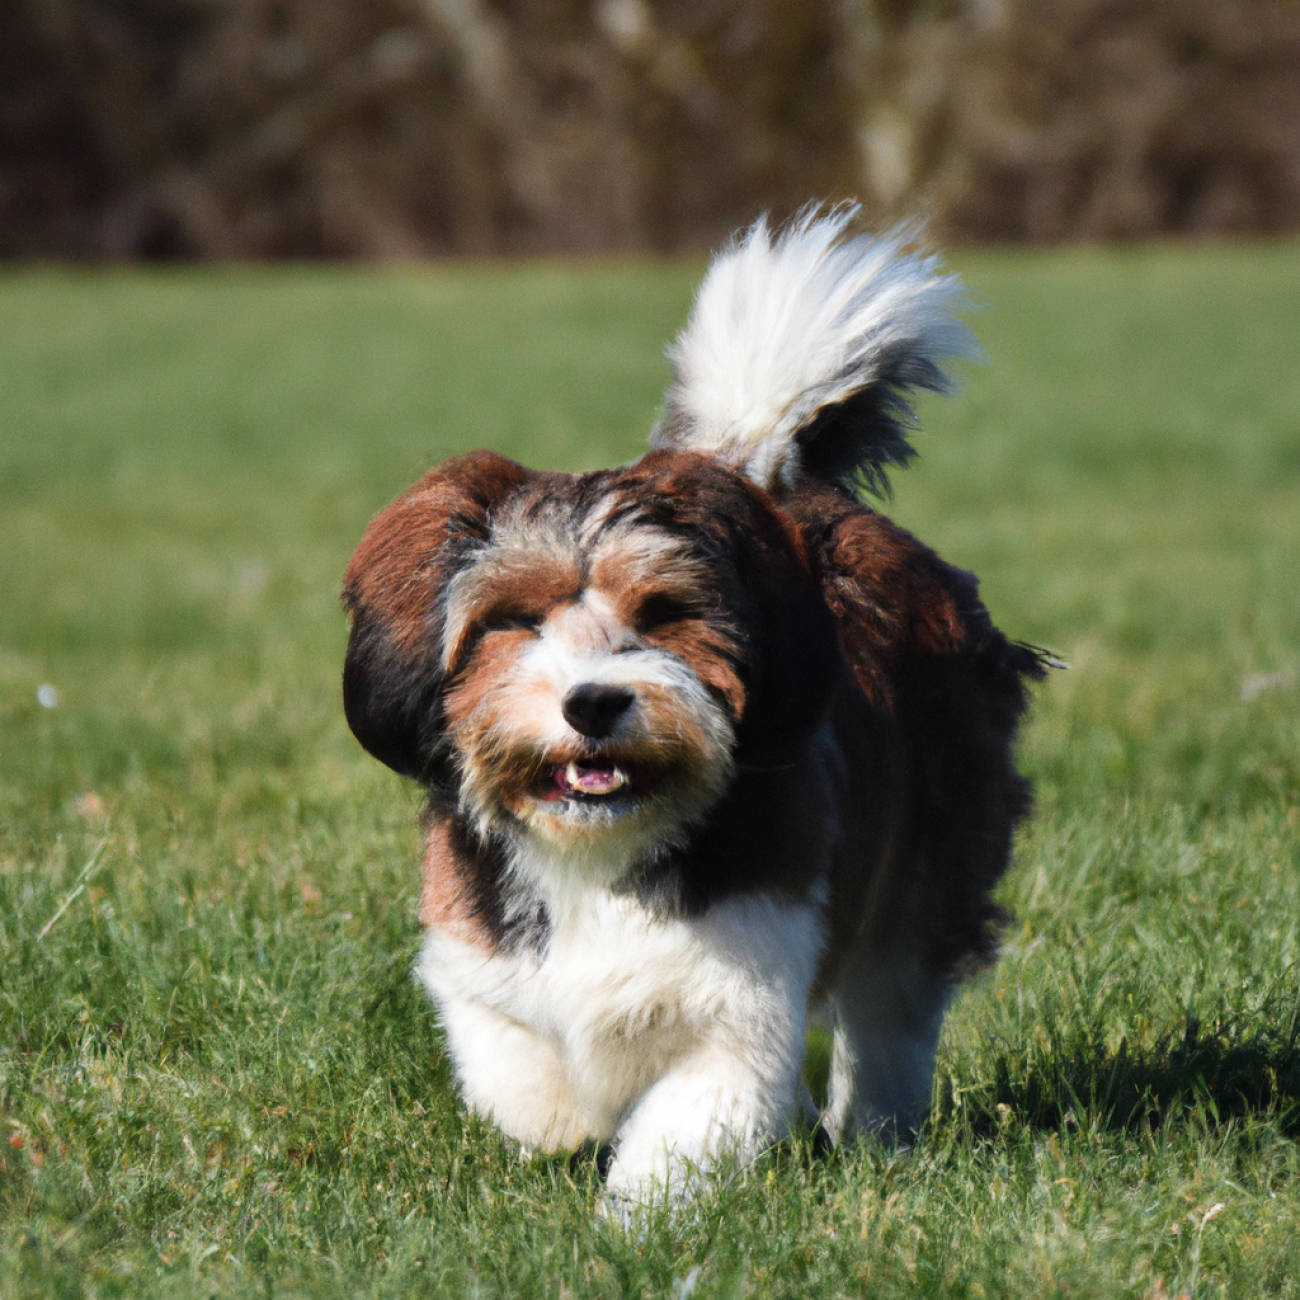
{"left": 650, "top": 206, "right": 980, "bottom": 496}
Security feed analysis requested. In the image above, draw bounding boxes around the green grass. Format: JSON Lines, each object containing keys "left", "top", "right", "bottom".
{"left": 1, "top": 243, "right": 1298, "bottom": 1298}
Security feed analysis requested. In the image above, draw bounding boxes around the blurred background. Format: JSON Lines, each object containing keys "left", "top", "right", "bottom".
{"left": 4, "top": 0, "right": 1299, "bottom": 260}
{"left": 3, "top": 6, "right": 1299, "bottom": 1290}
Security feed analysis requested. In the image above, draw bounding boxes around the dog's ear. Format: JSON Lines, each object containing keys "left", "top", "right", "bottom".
{"left": 342, "top": 451, "right": 534, "bottom": 782}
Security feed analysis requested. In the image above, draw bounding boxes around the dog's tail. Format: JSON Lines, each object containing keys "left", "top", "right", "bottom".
{"left": 650, "top": 205, "right": 980, "bottom": 497}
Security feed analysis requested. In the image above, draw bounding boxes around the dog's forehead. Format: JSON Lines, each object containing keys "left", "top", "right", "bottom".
{"left": 585, "top": 513, "right": 705, "bottom": 595}
{"left": 476, "top": 476, "right": 707, "bottom": 594}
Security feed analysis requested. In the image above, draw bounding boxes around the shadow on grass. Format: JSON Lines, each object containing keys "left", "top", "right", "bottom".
{"left": 941, "top": 1005, "right": 1300, "bottom": 1137}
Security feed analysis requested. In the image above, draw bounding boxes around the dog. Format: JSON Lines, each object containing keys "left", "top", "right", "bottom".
{"left": 341, "top": 208, "right": 1046, "bottom": 1204}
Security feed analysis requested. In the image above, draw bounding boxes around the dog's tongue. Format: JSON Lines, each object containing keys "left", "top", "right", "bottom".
{"left": 555, "top": 760, "right": 628, "bottom": 797}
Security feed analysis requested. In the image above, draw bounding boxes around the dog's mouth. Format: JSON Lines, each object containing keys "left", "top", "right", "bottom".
{"left": 535, "top": 759, "right": 642, "bottom": 795}
{"left": 534, "top": 758, "right": 658, "bottom": 807}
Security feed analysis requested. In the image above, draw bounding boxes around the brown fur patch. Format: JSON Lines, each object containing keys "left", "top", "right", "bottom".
{"left": 442, "top": 625, "right": 563, "bottom": 816}
{"left": 586, "top": 531, "right": 702, "bottom": 615}
{"left": 584, "top": 529, "right": 748, "bottom": 719}
{"left": 419, "top": 818, "right": 498, "bottom": 950}
{"left": 785, "top": 480, "right": 1043, "bottom": 978}
{"left": 343, "top": 450, "right": 539, "bottom": 652}
{"left": 647, "top": 622, "right": 747, "bottom": 719}
{"left": 783, "top": 481, "right": 969, "bottom": 709}
{"left": 443, "top": 541, "right": 582, "bottom": 673}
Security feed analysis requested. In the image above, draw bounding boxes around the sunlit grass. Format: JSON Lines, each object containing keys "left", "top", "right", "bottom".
{"left": 1, "top": 244, "right": 1298, "bottom": 1297}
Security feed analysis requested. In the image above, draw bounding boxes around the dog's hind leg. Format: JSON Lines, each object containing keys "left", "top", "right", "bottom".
{"left": 820, "top": 942, "right": 949, "bottom": 1145}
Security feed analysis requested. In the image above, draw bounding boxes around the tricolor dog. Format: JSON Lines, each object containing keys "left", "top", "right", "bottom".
{"left": 342, "top": 208, "right": 1045, "bottom": 1204}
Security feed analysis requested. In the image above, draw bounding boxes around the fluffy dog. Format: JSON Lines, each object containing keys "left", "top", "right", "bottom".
{"left": 342, "top": 209, "right": 1045, "bottom": 1203}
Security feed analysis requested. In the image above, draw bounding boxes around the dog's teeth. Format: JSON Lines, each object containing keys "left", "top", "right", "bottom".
{"left": 558, "top": 762, "right": 629, "bottom": 796}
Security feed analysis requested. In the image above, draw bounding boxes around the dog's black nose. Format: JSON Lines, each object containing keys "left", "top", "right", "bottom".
{"left": 562, "top": 684, "right": 635, "bottom": 738}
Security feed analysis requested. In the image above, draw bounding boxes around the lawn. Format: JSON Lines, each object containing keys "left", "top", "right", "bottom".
{"left": 1, "top": 243, "right": 1298, "bottom": 1298}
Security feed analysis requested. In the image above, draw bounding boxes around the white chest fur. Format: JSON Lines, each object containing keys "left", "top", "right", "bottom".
{"left": 415, "top": 873, "right": 824, "bottom": 1193}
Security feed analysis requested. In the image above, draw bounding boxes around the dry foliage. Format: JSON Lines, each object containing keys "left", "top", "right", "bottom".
{"left": 2, "top": 0, "right": 1297, "bottom": 257}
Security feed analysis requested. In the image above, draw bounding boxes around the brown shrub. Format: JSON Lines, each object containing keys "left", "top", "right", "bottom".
{"left": 1, "top": 0, "right": 1296, "bottom": 257}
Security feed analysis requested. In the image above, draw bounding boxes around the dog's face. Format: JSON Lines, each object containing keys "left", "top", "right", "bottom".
{"left": 438, "top": 484, "right": 739, "bottom": 857}
{"left": 344, "top": 449, "right": 841, "bottom": 868}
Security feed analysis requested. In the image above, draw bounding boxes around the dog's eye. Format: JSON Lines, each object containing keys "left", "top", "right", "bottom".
{"left": 635, "top": 593, "right": 693, "bottom": 632}
{"left": 481, "top": 611, "right": 542, "bottom": 635}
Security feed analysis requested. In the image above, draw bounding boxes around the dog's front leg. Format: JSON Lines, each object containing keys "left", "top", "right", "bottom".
{"left": 603, "top": 1019, "right": 804, "bottom": 1207}
{"left": 435, "top": 990, "right": 610, "bottom": 1152}
{"left": 599, "top": 894, "right": 824, "bottom": 1208}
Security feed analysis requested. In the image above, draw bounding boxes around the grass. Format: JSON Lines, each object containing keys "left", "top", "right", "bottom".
{"left": 1, "top": 242, "right": 1298, "bottom": 1298}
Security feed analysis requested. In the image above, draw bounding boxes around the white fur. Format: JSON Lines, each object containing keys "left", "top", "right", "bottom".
{"left": 416, "top": 858, "right": 825, "bottom": 1203}
{"left": 651, "top": 205, "right": 979, "bottom": 491}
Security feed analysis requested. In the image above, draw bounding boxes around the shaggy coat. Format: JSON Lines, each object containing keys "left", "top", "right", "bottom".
{"left": 342, "top": 209, "right": 1046, "bottom": 1202}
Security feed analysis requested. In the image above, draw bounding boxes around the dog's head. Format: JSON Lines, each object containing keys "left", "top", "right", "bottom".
{"left": 344, "top": 212, "right": 979, "bottom": 873}
{"left": 343, "top": 448, "right": 841, "bottom": 864}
